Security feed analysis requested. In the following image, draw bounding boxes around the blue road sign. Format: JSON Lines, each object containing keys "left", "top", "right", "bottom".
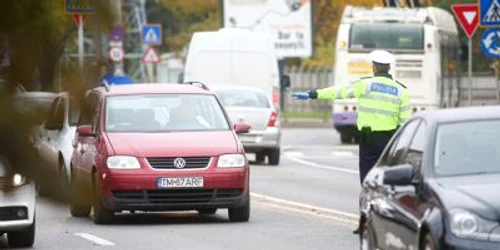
{"left": 480, "top": 28, "right": 500, "bottom": 58}
{"left": 480, "top": 0, "right": 500, "bottom": 26}
{"left": 141, "top": 25, "right": 162, "bottom": 45}
{"left": 109, "top": 26, "right": 126, "bottom": 41}
{"left": 65, "top": 0, "right": 96, "bottom": 14}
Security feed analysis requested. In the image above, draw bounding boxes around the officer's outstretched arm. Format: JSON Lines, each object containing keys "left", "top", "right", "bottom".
{"left": 312, "top": 80, "right": 366, "bottom": 100}
{"left": 399, "top": 90, "right": 411, "bottom": 125}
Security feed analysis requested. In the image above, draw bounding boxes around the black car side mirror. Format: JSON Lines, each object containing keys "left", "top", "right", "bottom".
{"left": 383, "top": 164, "right": 414, "bottom": 186}
{"left": 280, "top": 75, "right": 291, "bottom": 88}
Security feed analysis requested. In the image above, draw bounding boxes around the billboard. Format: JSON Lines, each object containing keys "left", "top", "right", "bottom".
{"left": 222, "top": 0, "right": 313, "bottom": 58}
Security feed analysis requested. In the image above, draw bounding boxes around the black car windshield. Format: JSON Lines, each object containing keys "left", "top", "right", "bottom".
{"left": 215, "top": 89, "right": 270, "bottom": 108}
{"left": 105, "top": 94, "right": 230, "bottom": 132}
{"left": 434, "top": 119, "right": 500, "bottom": 177}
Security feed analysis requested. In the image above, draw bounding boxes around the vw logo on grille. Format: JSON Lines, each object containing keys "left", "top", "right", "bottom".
{"left": 173, "top": 158, "right": 186, "bottom": 169}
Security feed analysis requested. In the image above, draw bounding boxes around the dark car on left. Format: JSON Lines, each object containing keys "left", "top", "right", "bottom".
{"left": 359, "top": 106, "right": 500, "bottom": 250}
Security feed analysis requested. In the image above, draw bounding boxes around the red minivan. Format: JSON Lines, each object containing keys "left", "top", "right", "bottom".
{"left": 70, "top": 83, "right": 251, "bottom": 224}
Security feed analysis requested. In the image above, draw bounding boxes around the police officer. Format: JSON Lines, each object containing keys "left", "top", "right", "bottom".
{"left": 291, "top": 50, "right": 411, "bottom": 234}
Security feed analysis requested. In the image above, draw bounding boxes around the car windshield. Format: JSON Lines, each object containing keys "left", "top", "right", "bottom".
{"left": 434, "top": 119, "right": 500, "bottom": 177}
{"left": 215, "top": 89, "right": 270, "bottom": 108}
{"left": 349, "top": 23, "right": 424, "bottom": 52}
{"left": 105, "top": 94, "right": 230, "bottom": 132}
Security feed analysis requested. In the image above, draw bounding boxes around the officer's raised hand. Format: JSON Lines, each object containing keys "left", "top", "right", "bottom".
{"left": 291, "top": 92, "right": 311, "bottom": 100}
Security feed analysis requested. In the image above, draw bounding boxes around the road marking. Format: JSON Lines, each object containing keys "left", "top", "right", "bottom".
{"left": 284, "top": 155, "right": 359, "bottom": 175}
{"left": 74, "top": 233, "right": 115, "bottom": 246}
{"left": 331, "top": 151, "right": 355, "bottom": 157}
{"left": 251, "top": 192, "right": 358, "bottom": 225}
{"left": 283, "top": 151, "right": 304, "bottom": 157}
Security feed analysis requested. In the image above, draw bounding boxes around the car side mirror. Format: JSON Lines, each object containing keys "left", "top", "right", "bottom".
{"left": 280, "top": 74, "right": 291, "bottom": 88}
{"left": 77, "top": 125, "right": 95, "bottom": 137}
{"left": 234, "top": 123, "right": 251, "bottom": 134}
{"left": 383, "top": 163, "right": 414, "bottom": 186}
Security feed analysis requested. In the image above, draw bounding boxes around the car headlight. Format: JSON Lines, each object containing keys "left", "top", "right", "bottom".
{"left": 106, "top": 156, "right": 141, "bottom": 170}
{"left": 449, "top": 209, "right": 499, "bottom": 241}
{"left": 12, "top": 173, "right": 27, "bottom": 187}
{"left": 217, "top": 154, "right": 246, "bottom": 168}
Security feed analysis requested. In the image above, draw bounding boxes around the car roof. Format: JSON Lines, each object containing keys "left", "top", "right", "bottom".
{"left": 95, "top": 83, "right": 214, "bottom": 96}
{"left": 416, "top": 106, "right": 500, "bottom": 124}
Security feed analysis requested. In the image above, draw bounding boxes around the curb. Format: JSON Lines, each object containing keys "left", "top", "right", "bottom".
{"left": 250, "top": 192, "right": 359, "bottom": 224}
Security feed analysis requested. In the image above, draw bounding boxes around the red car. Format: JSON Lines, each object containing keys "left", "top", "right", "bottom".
{"left": 69, "top": 83, "right": 251, "bottom": 224}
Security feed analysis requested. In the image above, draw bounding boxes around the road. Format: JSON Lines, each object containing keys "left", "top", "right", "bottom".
{"left": 0, "top": 128, "right": 361, "bottom": 249}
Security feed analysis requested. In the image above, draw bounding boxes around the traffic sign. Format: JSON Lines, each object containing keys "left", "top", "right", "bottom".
{"left": 141, "top": 24, "right": 162, "bottom": 45}
{"left": 109, "top": 41, "right": 123, "bottom": 48}
{"left": 109, "top": 25, "right": 126, "bottom": 41}
{"left": 65, "top": 0, "right": 96, "bottom": 14}
{"left": 141, "top": 47, "right": 160, "bottom": 64}
{"left": 451, "top": 4, "right": 479, "bottom": 39}
{"left": 109, "top": 47, "right": 125, "bottom": 63}
{"left": 480, "top": 0, "right": 500, "bottom": 26}
{"left": 72, "top": 14, "right": 89, "bottom": 27}
{"left": 480, "top": 28, "right": 500, "bottom": 58}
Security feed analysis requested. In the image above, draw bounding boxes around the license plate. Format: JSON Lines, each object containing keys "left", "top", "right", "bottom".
{"left": 157, "top": 177, "right": 204, "bottom": 189}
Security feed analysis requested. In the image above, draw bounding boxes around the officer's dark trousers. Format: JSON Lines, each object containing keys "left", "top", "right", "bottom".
{"left": 358, "top": 130, "right": 394, "bottom": 184}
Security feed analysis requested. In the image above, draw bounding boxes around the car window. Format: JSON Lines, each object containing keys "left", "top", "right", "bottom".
{"left": 403, "top": 121, "right": 427, "bottom": 181}
{"left": 434, "top": 119, "right": 500, "bottom": 177}
{"left": 104, "top": 94, "right": 230, "bottom": 132}
{"left": 380, "top": 119, "right": 420, "bottom": 166}
{"left": 215, "top": 89, "right": 271, "bottom": 108}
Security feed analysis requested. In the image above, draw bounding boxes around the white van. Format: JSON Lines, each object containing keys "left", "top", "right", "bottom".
{"left": 182, "top": 28, "right": 290, "bottom": 108}
{"left": 182, "top": 28, "right": 291, "bottom": 165}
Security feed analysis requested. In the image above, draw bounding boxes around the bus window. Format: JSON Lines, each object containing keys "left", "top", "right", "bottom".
{"left": 349, "top": 23, "right": 424, "bottom": 52}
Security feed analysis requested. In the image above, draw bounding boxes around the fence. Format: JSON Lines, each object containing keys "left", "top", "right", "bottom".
{"left": 283, "top": 67, "right": 500, "bottom": 118}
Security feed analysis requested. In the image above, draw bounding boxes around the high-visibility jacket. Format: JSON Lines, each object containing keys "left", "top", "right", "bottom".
{"left": 310, "top": 73, "right": 410, "bottom": 131}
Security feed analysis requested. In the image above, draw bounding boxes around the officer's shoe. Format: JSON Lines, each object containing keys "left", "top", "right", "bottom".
{"left": 352, "top": 227, "right": 360, "bottom": 234}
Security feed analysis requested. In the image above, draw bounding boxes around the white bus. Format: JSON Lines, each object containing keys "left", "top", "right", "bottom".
{"left": 332, "top": 6, "right": 461, "bottom": 143}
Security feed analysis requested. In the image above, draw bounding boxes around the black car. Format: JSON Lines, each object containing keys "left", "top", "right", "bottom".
{"left": 359, "top": 106, "right": 500, "bottom": 250}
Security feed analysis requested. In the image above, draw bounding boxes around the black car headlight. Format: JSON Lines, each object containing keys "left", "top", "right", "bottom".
{"left": 449, "top": 209, "right": 499, "bottom": 241}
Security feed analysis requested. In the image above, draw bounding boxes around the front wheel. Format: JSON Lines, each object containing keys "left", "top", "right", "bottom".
{"left": 70, "top": 170, "right": 91, "bottom": 217}
{"left": 228, "top": 200, "right": 250, "bottom": 222}
{"left": 8, "top": 214, "right": 35, "bottom": 248}
{"left": 340, "top": 132, "right": 351, "bottom": 144}
{"left": 92, "top": 172, "right": 115, "bottom": 224}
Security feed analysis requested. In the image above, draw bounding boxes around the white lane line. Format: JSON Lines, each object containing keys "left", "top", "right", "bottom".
{"left": 331, "top": 151, "right": 355, "bottom": 157}
{"left": 284, "top": 155, "right": 359, "bottom": 175}
{"left": 251, "top": 192, "right": 358, "bottom": 224}
{"left": 283, "top": 151, "right": 304, "bottom": 157}
{"left": 74, "top": 233, "right": 116, "bottom": 246}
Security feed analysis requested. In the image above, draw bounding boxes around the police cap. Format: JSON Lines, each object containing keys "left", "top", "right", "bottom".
{"left": 369, "top": 50, "right": 394, "bottom": 65}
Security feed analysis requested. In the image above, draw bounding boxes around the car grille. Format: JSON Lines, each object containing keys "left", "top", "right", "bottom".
{"left": 147, "top": 157, "right": 211, "bottom": 169}
{"left": 113, "top": 189, "right": 243, "bottom": 204}
{"left": 0, "top": 206, "right": 28, "bottom": 221}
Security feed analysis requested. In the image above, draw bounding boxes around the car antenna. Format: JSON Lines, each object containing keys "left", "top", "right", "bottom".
{"left": 182, "top": 81, "right": 210, "bottom": 91}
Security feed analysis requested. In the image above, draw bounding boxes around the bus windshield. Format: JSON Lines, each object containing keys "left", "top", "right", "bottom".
{"left": 349, "top": 23, "right": 424, "bottom": 52}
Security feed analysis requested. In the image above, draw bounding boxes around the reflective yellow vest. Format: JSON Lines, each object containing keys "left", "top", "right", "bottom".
{"left": 314, "top": 73, "right": 410, "bottom": 131}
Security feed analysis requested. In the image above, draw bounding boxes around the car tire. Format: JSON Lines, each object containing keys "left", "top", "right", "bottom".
{"left": 228, "top": 199, "right": 250, "bottom": 222}
{"left": 268, "top": 149, "right": 280, "bottom": 166}
{"left": 70, "top": 172, "right": 91, "bottom": 218}
{"left": 255, "top": 153, "right": 266, "bottom": 163}
{"left": 8, "top": 214, "right": 35, "bottom": 248}
{"left": 198, "top": 208, "right": 217, "bottom": 215}
{"left": 422, "top": 233, "right": 437, "bottom": 250}
{"left": 360, "top": 222, "right": 375, "bottom": 250}
{"left": 340, "top": 132, "right": 351, "bottom": 144}
{"left": 92, "top": 172, "right": 114, "bottom": 225}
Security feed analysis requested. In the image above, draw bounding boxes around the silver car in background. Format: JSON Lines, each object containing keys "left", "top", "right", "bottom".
{"left": 214, "top": 87, "right": 281, "bottom": 165}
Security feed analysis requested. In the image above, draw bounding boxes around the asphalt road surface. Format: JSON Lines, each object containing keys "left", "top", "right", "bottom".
{"left": 0, "top": 128, "right": 361, "bottom": 250}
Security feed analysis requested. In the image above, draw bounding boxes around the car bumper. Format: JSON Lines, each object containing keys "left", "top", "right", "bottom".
{"left": 237, "top": 127, "right": 280, "bottom": 152}
{"left": 99, "top": 169, "right": 249, "bottom": 211}
{"left": 444, "top": 233, "right": 500, "bottom": 250}
{"left": 0, "top": 182, "right": 36, "bottom": 232}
